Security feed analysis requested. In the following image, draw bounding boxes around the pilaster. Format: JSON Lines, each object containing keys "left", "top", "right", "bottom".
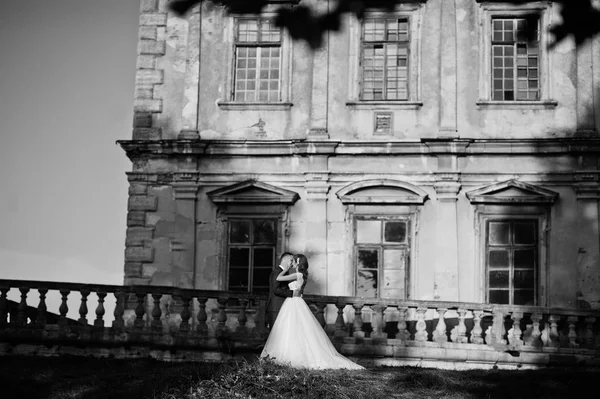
{"left": 433, "top": 173, "right": 461, "bottom": 301}
{"left": 575, "top": 36, "right": 597, "bottom": 135}
{"left": 438, "top": 0, "right": 458, "bottom": 137}
{"left": 178, "top": 4, "right": 201, "bottom": 139}
{"left": 307, "top": 0, "right": 330, "bottom": 140}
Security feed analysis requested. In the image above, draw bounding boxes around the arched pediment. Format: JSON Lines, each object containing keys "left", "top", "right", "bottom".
{"left": 466, "top": 179, "right": 558, "bottom": 205}
{"left": 336, "top": 179, "right": 429, "bottom": 205}
{"left": 207, "top": 180, "right": 300, "bottom": 205}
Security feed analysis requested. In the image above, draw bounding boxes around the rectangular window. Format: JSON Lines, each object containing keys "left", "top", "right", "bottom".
{"left": 355, "top": 216, "right": 410, "bottom": 299}
{"left": 491, "top": 16, "right": 540, "bottom": 101}
{"left": 486, "top": 219, "right": 537, "bottom": 305}
{"left": 361, "top": 18, "right": 410, "bottom": 101}
{"left": 233, "top": 18, "right": 281, "bottom": 102}
{"left": 228, "top": 218, "right": 277, "bottom": 294}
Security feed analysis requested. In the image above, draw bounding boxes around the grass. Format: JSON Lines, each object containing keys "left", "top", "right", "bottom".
{"left": 0, "top": 355, "right": 598, "bottom": 399}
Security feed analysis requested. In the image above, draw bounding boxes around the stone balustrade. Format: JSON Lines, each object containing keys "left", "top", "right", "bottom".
{"left": 1, "top": 279, "right": 599, "bottom": 368}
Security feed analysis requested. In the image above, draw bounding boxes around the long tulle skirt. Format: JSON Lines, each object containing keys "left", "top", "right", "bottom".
{"left": 260, "top": 297, "right": 364, "bottom": 370}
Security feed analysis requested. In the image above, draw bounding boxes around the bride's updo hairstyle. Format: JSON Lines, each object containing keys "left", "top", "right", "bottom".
{"left": 294, "top": 254, "right": 309, "bottom": 294}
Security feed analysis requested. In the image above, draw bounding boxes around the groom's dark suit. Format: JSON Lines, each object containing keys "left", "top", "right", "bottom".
{"left": 265, "top": 266, "right": 292, "bottom": 328}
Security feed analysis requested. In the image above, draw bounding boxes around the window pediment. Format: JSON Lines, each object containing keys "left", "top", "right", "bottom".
{"left": 466, "top": 179, "right": 558, "bottom": 204}
{"left": 207, "top": 180, "right": 300, "bottom": 205}
{"left": 336, "top": 179, "right": 428, "bottom": 205}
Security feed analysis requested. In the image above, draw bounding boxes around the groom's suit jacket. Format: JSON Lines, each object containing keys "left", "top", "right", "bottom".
{"left": 266, "top": 266, "right": 292, "bottom": 317}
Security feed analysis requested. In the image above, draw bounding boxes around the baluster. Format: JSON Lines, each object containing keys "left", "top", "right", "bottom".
{"left": 433, "top": 308, "right": 447, "bottom": 343}
{"left": 133, "top": 293, "right": 146, "bottom": 331}
{"left": 196, "top": 297, "right": 208, "bottom": 333}
{"left": 396, "top": 306, "right": 410, "bottom": 341}
{"left": 455, "top": 309, "right": 468, "bottom": 343}
{"left": 217, "top": 297, "right": 228, "bottom": 332}
{"left": 36, "top": 288, "right": 48, "bottom": 327}
{"left": 94, "top": 292, "right": 107, "bottom": 328}
{"left": 567, "top": 316, "right": 579, "bottom": 348}
{"left": 112, "top": 290, "right": 125, "bottom": 331}
{"left": 415, "top": 307, "right": 428, "bottom": 343}
{"left": 371, "top": 305, "right": 388, "bottom": 340}
{"left": 471, "top": 310, "right": 484, "bottom": 344}
{"left": 352, "top": 303, "right": 365, "bottom": 338}
{"left": 0, "top": 286, "right": 9, "bottom": 327}
{"left": 487, "top": 310, "right": 506, "bottom": 345}
{"left": 78, "top": 289, "right": 90, "bottom": 325}
{"left": 17, "top": 287, "right": 30, "bottom": 326}
{"left": 151, "top": 293, "right": 162, "bottom": 331}
{"left": 334, "top": 302, "right": 347, "bottom": 337}
{"left": 509, "top": 311, "right": 523, "bottom": 347}
{"left": 179, "top": 295, "right": 192, "bottom": 333}
{"left": 529, "top": 313, "right": 542, "bottom": 347}
{"left": 236, "top": 298, "right": 248, "bottom": 333}
{"left": 584, "top": 317, "right": 595, "bottom": 349}
{"left": 58, "top": 289, "right": 70, "bottom": 328}
{"left": 545, "top": 314, "right": 560, "bottom": 348}
{"left": 315, "top": 302, "right": 327, "bottom": 329}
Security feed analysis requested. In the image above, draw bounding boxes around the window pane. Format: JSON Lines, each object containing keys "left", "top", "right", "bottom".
{"left": 254, "top": 220, "right": 276, "bottom": 244}
{"left": 252, "top": 267, "right": 272, "bottom": 291}
{"left": 489, "top": 222, "right": 510, "bottom": 245}
{"left": 230, "top": 221, "right": 250, "bottom": 243}
{"left": 356, "top": 220, "right": 381, "bottom": 243}
{"left": 514, "top": 289, "right": 534, "bottom": 306}
{"left": 514, "top": 270, "right": 534, "bottom": 289}
{"left": 357, "top": 249, "right": 378, "bottom": 269}
{"left": 514, "top": 222, "right": 536, "bottom": 244}
{"left": 384, "top": 221, "right": 407, "bottom": 243}
{"left": 229, "top": 248, "right": 249, "bottom": 267}
{"left": 229, "top": 268, "right": 249, "bottom": 290}
{"left": 383, "top": 249, "right": 407, "bottom": 270}
{"left": 489, "top": 250, "right": 509, "bottom": 268}
{"left": 514, "top": 249, "right": 535, "bottom": 269}
{"left": 489, "top": 290, "right": 509, "bottom": 304}
{"left": 356, "top": 270, "right": 378, "bottom": 298}
{"left": 382, "top": 269, "right": 405, "bottom": 298}
{"left": 489, "top": 270, "right": 509, "bottom": 288}
{"left": 253, "top": 248, "right": 274, "bottom": 267}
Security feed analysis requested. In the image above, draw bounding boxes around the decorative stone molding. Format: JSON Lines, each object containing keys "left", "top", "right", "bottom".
{"left": 575, "top": 185, "right": 600, "bottom": 200}
{"left": 433, "top": 182, "right": 462, "bottom": 202}
{"left": 336, "top": 179, "right": 428, "bottom": 205}
{"left": 466, "top": 179, "right": 559, "bottom": 204}
{"left": 307, "top": 128, "right": 330, "bottom": 140}
{"left": 304, "top": 172, "right": 330, "bottom": 201}
{"left": 207, "top": 180, "right": 300, "bottom": 205}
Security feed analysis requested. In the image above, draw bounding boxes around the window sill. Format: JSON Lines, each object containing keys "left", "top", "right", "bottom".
{"left": 217, "top": 102, "right": 293, "bottom": 111}
{"left": 346, "top": 101, "right": 423, "bottom": 110}
{"left": 476, "top": 100, "right": 558, "bottom": 109}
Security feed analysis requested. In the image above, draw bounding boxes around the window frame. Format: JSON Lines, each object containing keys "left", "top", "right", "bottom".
{"left": 346, "top": 4, "right": 424, "bottom": 109}
{"left": 477, "top": 1, "right": 556, "bottom": 107}
{"left": 475, "top": 208, "right": 549, "bottom": 307}
{"left": 219, "top": 13, "right": 293, "bottom": 109}
{"left": 484, "top": 218, "right": 539, "bottom": 306}
{"left": 226, "top": 216, "right": 279, "bottom": 294}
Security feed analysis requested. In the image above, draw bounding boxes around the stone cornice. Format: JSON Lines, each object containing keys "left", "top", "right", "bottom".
{"left": 117, "top": 138, "right": 600, "bottom": 159}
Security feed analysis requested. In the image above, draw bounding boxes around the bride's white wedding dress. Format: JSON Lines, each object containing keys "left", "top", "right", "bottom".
{"left": 260, "top": 274, "right": 364, "bottom": 370}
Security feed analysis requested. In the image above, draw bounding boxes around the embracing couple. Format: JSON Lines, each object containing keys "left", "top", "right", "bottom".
{"left": 260, "top": 252, "right": 364, "bottom": 370}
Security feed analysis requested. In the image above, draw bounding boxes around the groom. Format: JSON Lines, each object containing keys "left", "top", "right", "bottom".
{"left": 265, "top": 252, "right": 294, "bottom": 328}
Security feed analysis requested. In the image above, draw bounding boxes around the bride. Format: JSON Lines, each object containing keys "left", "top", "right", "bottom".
{"left": 260, "top": 254, "right": 364, "bottom": 370}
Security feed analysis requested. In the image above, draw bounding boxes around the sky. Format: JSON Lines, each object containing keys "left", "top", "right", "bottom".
{"left": 0, "top": 0, "right": 140, "bottom": 306}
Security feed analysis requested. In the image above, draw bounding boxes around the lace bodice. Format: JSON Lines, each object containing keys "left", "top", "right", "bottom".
{"left": 288, "top": 273, "right": 304, "bottom": 297}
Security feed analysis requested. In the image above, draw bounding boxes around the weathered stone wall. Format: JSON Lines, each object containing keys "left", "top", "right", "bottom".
{"left": 121, "top": 0, "right": 600, "bottom": 310}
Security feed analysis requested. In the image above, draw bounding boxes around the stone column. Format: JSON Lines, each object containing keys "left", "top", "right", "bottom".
{"left": 170, "top": 172, "right": 200, "bottom": 288}
{"left": 307, "top": 0, "right": 330, "bottom": 140}
{"left": 179, "top": 4, "right": 201, "bottom": 139}
{"left": 433, "top": 174, "right": 461, "bottom": 301}
{"left": 575, "top": 179, "right": 600, "bottom": 309}
{"left": 438, "top": 0, "right": 458, "bottom": 137}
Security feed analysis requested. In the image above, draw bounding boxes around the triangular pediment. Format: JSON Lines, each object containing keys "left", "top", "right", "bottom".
{"left": 466, "top": 180, "right": 558, "bottom": 204}
{"left": 207, "top": 180, "right": 300, "bottom": 204}
{"left": 336, "top": 179, "right": 429, "bottom": 205}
